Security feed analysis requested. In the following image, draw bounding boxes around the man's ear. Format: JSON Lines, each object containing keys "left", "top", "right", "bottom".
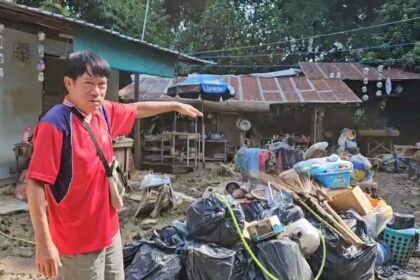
{"left": 63, "top": 76, "right": 74, "bottom": 92}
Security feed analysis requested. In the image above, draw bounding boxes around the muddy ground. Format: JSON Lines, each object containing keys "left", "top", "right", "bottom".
{"left": 0, "top": 166, "right": 419, "bottom": 279}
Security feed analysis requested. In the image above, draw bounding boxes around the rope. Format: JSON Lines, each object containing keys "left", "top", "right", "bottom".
{"left": 0, "top": 229, "right": 36, "bottom": 245}
{"left": 189, "top": 16, "right": 420, "bottom": 54}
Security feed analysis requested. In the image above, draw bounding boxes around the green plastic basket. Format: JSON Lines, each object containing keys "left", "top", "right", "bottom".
{"left": 380, "top": 227, "right": 417, "bottom": 267}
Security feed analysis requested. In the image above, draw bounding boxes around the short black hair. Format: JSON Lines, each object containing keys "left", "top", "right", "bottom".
{"left": 64, "top": 51, "right": 111, "bottom": 80}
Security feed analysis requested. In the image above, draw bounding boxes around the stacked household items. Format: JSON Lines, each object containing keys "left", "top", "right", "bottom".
{"left": 124, "top": 151, "right": 418, "bottom": 280}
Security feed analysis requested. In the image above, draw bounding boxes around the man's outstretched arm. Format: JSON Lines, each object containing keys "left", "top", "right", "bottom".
{"left": 131, "top": 101, "right": 203, "bottom": 119}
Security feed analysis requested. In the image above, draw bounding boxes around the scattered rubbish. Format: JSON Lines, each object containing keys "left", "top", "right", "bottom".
{"left": 328, "top": 186, "right": 373, "bottom": 216}
{"left": 380, "top": 226, "right": 418, "bottom": 267}
{"left": 134, "top": 181, "right": 175, "bottom": 219}
{"left": 376, "top": 240, "right": 392, "bottom": 266}
{"left": 256, "top": 238, "right": 313, "bottom": 280}
{"left": 140, "top": 173, "right": 172, "bottom": 189}
{"left": 231, "top": 245, "right": 262, "bottom": 280}
{"left": 284, "top": 218, "right": 321, "bottom": 256}
{"left": 159, "top": 220, "right": 190, "bottom": 247}
{"left": 141, "top": 218, "right": 158, "bottom": 226}
{"left": 124, "top": 241, "right": 182, "bottom": 280}
{"left": 244, "top": 215, "right": 284, "bottom": 242}
{"left": 186, "top": 194, "right": 245, "bottom": 247}
{"left": 304, "top": 142, "right": 329, "bottom": 160}
{"left": 376, "top": 264, "right": 420, "bottom": 280}
{"left": 186, "top": 243, "right": 236, "bottom": 280}
{"left": 388, "top": 213, "right": 416, "bottom": 230}
{"left": 308, "top": 215, "right": 377, "bottom": 280}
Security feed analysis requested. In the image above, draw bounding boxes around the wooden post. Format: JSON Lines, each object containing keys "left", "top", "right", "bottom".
{"left": 311, "top": 105, "right": 325, "bottom": 143}
{"left": 133, "top": 74, "right": 141, "bottom": 168}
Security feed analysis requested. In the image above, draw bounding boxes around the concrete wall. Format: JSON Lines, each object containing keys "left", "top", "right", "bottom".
{"left": 0, "top": 27, "right": 67, "bottom": 171}
{"left": 107, "top": 68, "right": 119, "bottom": 101}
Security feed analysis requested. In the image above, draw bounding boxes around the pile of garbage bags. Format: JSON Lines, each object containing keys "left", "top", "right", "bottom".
{"left": 124, "top": 188, "right": 380, "bottom": 280}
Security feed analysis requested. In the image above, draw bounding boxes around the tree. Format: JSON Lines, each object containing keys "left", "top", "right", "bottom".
{"left": 17, "top": 0, "right": 174, "bottom": 47}
{"left": 351, "top": 0, "right": 420, "bottom": 71}
{"left": 176, "top": 0, "right": 388, "bottom": 73}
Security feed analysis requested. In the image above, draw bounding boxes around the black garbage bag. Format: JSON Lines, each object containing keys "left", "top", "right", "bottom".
{"left": 243, "top": 200, "right": 268, "bottom": 222}
{"left": 231, "top": 245, "right": 264, "bottom": 280}
{"left": 159, "top": 220, "right": 190, "bottom": 247}
{"left": 186, "top": 243, "right": 236, "bottom": 280}
{"left": 124, "top": 241, "right": 183, "bottom": 280}
{"left": 256, "top": 238, "right": 313, "bottom": 280}
{"left": 279, "top": 204, "right": 305, "bottom": 225}
{"left": 308, "top": 211, "right": 377, "bottom": 280}
{"left": 186, "top": 194, "right": 245, "bottom": 247}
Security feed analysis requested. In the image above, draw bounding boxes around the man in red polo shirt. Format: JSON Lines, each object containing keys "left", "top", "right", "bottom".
{"left": 26, "top": 51, "right": 202, "bottom": 279}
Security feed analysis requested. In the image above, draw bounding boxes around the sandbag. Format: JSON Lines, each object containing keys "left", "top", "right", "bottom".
{"left": 186, "top": 243, "right": 235, "bottom": 280}
{"left": 256, "top": 238, "right": 313, "bottom": 280}
{"left": 124, "top": 241, "right": 182, "bottom": 280}
{"left": 186, "top": 194, "right": 245, "bottom": 247}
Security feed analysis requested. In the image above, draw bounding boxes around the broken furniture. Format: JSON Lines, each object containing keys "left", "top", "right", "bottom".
{"left": 204, "top": 139, "right": 227, "bottom": 161}
{"left": 161, "top": 131, "right": 200, "bottom": 168}
{"left": 112, "top": 137, "right": 134, "bottom": 178}
{"left": 393, "top": 145, "right": 420, "bottom": 160}
{"left": 358, "top": 129, "right": 400, "bottom": 156}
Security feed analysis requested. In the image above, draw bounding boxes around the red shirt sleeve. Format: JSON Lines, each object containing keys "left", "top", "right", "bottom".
{"left": 27, "top": 122, "right": 63, "bottom": 185}
{"left": 103, "top": 101, "right": 136, "bottom": 138}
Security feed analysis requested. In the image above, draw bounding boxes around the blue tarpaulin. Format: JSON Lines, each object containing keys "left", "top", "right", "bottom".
{"left": 167, "top": 74, "right": 235, "bottom": 101}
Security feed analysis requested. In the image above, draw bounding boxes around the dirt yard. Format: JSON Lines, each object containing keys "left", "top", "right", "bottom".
{"left": 0, "top": 168, "right": 419, "bottom": 279}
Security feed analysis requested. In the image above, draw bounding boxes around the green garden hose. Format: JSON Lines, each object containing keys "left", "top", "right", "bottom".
{"left": 216, "top": 194, "right": 326, "bottom": 280}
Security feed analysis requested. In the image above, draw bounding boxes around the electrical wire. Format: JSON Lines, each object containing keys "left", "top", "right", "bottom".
{"left": 216, "top": 194, "right": 327, "bottom": 280}
{"left": 189, "top": 16, "right": 420, "bottom": 55}
{"left": 198, "top": 42, "right": 419, "bottom": 60}
{"left": 182, "top": 56, "right": 420, "bottom": 69}
{"left": 0, "top": 229, "right": 36, "bottom": 245}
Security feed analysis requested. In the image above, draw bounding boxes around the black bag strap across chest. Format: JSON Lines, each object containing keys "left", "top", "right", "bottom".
{"left": 70, "top": 107, "right": 113, "bottom": 176}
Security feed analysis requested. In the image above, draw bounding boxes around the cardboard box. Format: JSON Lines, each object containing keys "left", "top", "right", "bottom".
{"left": 328, "top": 186, "right": 372, "bottom": 216}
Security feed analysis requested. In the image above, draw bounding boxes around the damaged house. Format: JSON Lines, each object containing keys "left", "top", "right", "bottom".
{"left": 0, "top": 1, "right": 209, "bottom": 182}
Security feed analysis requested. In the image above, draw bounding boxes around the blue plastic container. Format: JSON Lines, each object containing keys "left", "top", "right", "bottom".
{"left": 313, "top": 169, "right": 351, "bottom": 189}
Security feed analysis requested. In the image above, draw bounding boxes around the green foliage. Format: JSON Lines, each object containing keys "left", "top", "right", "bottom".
{"left": 352, "top": 0, "right": 420, "bottom": 71}
{"left": 17, "top": 0, "right": 173, "bottom": 47}
{"left": 15, "top": 0, "right": 420, "bottom": 73}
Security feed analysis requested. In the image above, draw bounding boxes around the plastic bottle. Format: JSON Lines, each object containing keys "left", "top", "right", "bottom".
{"left": 22, "top": 126, "right": 31, "bottom": 143}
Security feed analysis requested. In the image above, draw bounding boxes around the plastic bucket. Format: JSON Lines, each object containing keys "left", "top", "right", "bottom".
{"left": 314, "top": 170, "right": 351, "bottom": 189}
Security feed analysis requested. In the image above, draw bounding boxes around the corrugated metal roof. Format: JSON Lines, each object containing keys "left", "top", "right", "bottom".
{"left": 119, "top": 74, "right": 361, "bottom": 104}
{"left": 299, "top": 62, "right": 420, "bottom": 80}
{"left": 0, "top": 2, "right": 214, "bottom": 65}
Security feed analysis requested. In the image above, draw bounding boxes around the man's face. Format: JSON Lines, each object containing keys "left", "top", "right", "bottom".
{"left": 64, "top": 71, "right": 108, "bottom": 114}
